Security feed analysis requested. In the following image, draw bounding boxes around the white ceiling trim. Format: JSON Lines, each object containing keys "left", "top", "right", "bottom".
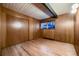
{"left": 46, "top": 3, "right": 73, "bottom": 15}
{"left": 3, "top": 3, "right": 50, "bottom": 19}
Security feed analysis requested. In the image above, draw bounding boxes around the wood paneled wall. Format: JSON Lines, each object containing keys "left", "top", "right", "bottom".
{"left": 6, "top": 14, "right": 29, "bottom": 47}
{"left": 29, "top": 18, "right": 35, "bottom": 40}
{"left": 42, "top": 14, "right": 74, "bottom": 44}
{"left": 0, "top": 5, "right": 7, "bottom": 55}
{"left": 28, "top": 17, "right": 40, "bottom": 40}
{"left": 75, "top": 8, "right": 79, "bottom": 55}
{"left": 33, "top": 19, "right": 40, "bottom": 39}
{"left": 1, "top": 9, "right": 6, "bottom": 48}
{"left": 0, "top": 6, "right": 40, "bottom": 49}
{"left": 0, "top": 4, "right": 2, "bottom": 55}
{"left": 55, "top": 14, "right": 74, "bottom": 44}
{"left": 41, "top": 18, "right": 55, "bottom": 40}
{"left": 43, "top": 29, "right": 55, "bottom": 39}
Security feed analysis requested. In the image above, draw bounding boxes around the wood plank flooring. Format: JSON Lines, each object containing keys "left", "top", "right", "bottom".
{"left": 2, "top": 38, "right": 77, "bottom": 56}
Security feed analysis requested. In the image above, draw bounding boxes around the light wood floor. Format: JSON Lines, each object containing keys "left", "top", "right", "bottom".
{"left": 2, "top": 38, "right": 77, "bottom": 56}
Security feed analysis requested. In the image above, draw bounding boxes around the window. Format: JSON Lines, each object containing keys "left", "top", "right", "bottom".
{"left": 47, "top": 22, "right": 55, "bottom": 29}
{"left": 41, "top": 23, "right": 47, "bottom": 29}
{"left": 41, "top": 21, "right": 55, "bottom": 29}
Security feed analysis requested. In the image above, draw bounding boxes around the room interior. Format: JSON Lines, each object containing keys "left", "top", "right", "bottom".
{"left": 0, "top": 3, "right": 79, "bottom": 56}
